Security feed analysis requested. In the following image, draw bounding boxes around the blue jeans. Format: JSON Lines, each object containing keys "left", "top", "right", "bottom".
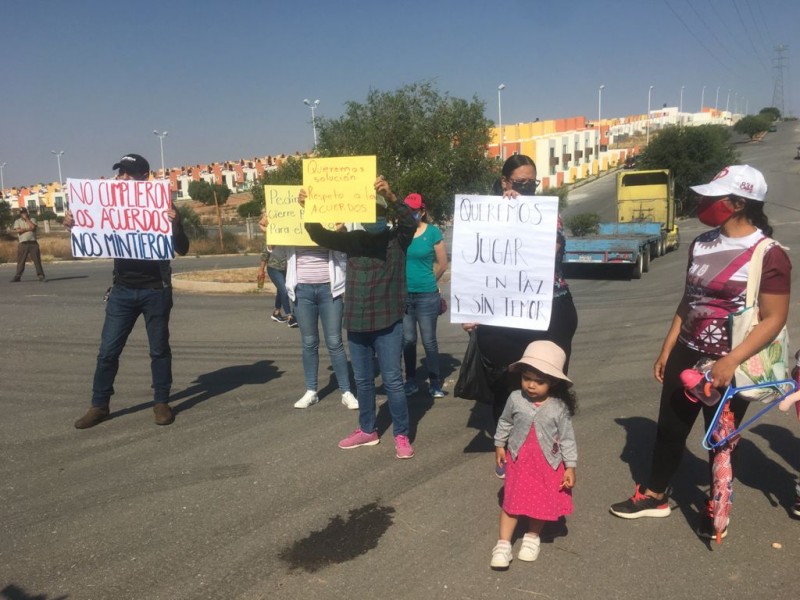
{"left": 92, "top": 285, "right": 173, "bottom": 407}
{"left": 348, "top": 320, "right": 409, "bottom": 437}
{"left": 293, "top": 283, "right": 350, "bottom": 393}
{"left": 267, "top": 266, "right": 292, "bottom": 316}
{"left": 403, "top": 291, "right": 441, "bottom": 385}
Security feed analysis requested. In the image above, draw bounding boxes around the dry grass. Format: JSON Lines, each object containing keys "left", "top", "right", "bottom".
{"left": 0, "top": 236, "right": 72, "bottom": 263}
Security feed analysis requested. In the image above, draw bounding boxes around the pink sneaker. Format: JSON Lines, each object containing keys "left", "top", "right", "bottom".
{"left": 394, "top": 434, "right": 414, "bottom": 459}
{"left": 338, "top": 428, "right": 380, "bottom": 449}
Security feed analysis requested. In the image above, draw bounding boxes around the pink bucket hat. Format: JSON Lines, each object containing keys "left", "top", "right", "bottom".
{"left": 509, "top": 340, "right": 572, "bottom": 386}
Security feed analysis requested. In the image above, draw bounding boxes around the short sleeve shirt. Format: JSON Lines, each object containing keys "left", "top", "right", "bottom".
{"left": 405, "top": 224, "right": 443, "bottom": 293}
{"left": 679, "top": 228, "right": 791, "bottom": 356}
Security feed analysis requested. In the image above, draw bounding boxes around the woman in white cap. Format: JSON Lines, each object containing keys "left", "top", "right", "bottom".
{"left": 490, "top": 340, "right": 577, "bottom": 571}
{"left": 609, "top": 165, "right": 791, "bottom": 539}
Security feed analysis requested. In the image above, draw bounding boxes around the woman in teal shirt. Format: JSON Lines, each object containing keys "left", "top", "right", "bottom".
{"left": 402, "top": 193, "right": 449, "bottom": 398}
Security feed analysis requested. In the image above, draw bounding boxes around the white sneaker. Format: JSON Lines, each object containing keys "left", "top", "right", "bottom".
{"left": 517, "top": 533, "right": 540, "bottom": 561}
{"left": 341, "top": 391, "right": 359, "bottom": 410}
{"left": 490, "top": 541, "right": 513, "bottom": 570}
{"left": 294, "top": 390, "right": 319, "bottom": 409}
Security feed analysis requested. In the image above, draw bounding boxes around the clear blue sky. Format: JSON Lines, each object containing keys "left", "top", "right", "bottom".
{"left": 2, "top": 0, "right": 797, "bottom": 188}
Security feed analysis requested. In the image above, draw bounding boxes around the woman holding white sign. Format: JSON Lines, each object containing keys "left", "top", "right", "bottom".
{"left": 461, "top": 155, "right": 578, "bottom": 473}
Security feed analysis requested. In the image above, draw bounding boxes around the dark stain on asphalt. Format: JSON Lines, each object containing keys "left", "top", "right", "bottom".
{"left": 279, "top": 501, "right": 395, "bottom": 572}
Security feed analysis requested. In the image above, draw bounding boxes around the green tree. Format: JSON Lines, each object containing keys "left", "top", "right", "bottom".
{"left": 249, "top": 156, "right": 304, "bottom": 215}
{"left": 0, "top": 201, "right": 12, "bottom": 229}
{"left": 176, "top": 204, "right": 206, "bottom": 240}
{"left": 564, "top": 213, "right": 600, "bottom": 237}
{"left": 315, "top": 81, "right": 497, "bottom": 224}
{"left": 734, "top": 114, "right": 772, "bottom": 140}
{"left": 187, "top": 180, "right": 231, "bottom": 206}
{"left": 638, "top": 125, "right": 738, "bottom": 215}
{"left": 759, "top": 107, "right": 781, "bottom": 121}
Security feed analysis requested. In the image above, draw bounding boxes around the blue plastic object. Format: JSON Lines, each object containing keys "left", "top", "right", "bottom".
{"left": 702, "top": 378, "right": 798, "bottom": 450}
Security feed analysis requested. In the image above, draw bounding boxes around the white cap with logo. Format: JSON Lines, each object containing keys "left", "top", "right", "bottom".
{"left": 689, "top": 165, "right": 768, "bottom": 202}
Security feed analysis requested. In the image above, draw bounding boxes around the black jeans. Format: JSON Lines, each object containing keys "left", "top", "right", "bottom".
{"left": 648, "top": 341, "right": 750, "bottom": 494}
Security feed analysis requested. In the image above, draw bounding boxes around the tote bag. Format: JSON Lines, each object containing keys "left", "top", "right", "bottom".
{"left": 729, "top": 238, "right": 790, "bottom": 402}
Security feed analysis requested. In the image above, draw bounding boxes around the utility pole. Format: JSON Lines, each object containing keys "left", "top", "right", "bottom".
{"left": 772, "top": 44, "right": 789, "bottom": 117}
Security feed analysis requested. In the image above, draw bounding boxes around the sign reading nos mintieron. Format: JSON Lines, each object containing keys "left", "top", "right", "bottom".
{"left": 67, "top": 178, "right": 174, "bottom": 260}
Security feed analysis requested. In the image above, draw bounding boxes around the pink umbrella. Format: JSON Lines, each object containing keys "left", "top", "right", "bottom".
{"left": 710, "top": 405, "right": 740, "bottom": 544}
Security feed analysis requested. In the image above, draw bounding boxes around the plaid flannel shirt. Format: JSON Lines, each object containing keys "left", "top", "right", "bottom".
{"left": 305, "top": 202, "right": 416, "bottom": 332}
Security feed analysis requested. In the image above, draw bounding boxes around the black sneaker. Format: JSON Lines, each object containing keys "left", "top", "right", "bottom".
{"left": 696, "top": 500, "right": 728, "bottom": 540}
{"left": 271, "top": 312, "right": 288, "bottom": 323}
{"left": 609, "top": 484, "right": 671, "bottom": 519}
{"left": 791, "top": 493, "right": 800, "bottom": 518}
{"left": 287, "top": 316, "right": 299, "bottom": 328}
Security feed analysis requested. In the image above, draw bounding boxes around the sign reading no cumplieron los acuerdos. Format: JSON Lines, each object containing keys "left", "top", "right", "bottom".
{"left": 450, "top": 195, "right": 558, "bottom": 331}
{"left": 67, "top": 178, "right": 174, "bottom": 260}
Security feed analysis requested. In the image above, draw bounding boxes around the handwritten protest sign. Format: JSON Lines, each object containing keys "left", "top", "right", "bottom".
{"left": 67, "top": 178, "right": 174, "bottom": 260}
{"left": 302, "top": 156, "right": 376, "bottom": 223}
{"left": 264, "top": 185, "right": 337, "bottom": 245}
{"left": 450, "top": 195, "right": 558, "bottom": 330}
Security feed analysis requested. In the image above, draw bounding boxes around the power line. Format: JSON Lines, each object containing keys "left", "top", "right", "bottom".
{"left": 745, "top": 0, "right": 772, "bottom": 55}
{"left": 686, "top": 1, "right": 738, "bottom": 60}
{"left": 663, "top": 0, "right": 737, "bottom": 75}
{"left": 732, "top": 0, "right": 771, "bottom": 73}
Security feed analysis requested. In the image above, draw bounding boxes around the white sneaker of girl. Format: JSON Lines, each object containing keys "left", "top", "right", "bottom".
{"left": 517, "top": 533, "right": 541, "bottom": 561}
{"left": 490, "top": 540, "right": 513, "bottom": 570}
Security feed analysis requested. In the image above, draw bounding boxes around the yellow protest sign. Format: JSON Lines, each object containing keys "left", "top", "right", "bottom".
{"left": 264, "top": 185, "right": 337, "bottom": 246}
{"left": 302, "top": 155, "right": 377, "bottom": 223}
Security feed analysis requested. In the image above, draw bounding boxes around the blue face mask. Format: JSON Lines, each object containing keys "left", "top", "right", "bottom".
{"left": 361, "top": 217, "right": 387, "bottom": 234}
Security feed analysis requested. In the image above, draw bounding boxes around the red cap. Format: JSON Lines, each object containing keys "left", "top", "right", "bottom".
{"left": 404, "top": 193, "right": 425, "bottom": 210}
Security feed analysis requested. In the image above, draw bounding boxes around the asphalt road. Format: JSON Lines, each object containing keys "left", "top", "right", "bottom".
{"left": 3, "top": 124, "right": 800, "bottom": 599}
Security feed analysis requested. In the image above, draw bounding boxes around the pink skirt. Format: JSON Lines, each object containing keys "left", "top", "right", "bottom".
{"left": 502, "top": 424, "right": 573, "bottom": 521}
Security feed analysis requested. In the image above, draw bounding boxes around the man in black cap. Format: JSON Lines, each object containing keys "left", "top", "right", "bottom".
{"left": 10, "top": 206, "right": 46, "bottom": 282}
{"left": 66, "top": 153, "right": 190, "bottom": 428}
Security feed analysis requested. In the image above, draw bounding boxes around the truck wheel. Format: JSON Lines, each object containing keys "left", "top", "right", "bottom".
{"left": 657, "top": 237, "right": 665, "bottom": 257}
{"left": 631, "top": 253, "right": 643, "bottom": 279}
{"left": 642, "top": 246, "right": 651, "bottom": 273}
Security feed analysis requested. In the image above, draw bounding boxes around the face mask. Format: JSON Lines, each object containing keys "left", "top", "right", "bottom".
{"left": 412, "top": 211, "right": 422, "bottom": 223}
{"left": 361, "top": 217, "right": 387, "bottom": 234}
{"left": 511, "top": 181, "right": 537, "bottom": 195}
{"left": 697, "top": 197, "right": 734, "bottom": 227}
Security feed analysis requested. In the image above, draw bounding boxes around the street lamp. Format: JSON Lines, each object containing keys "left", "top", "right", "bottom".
{"left": 734, "top": 92, "right": 739, "bottom": 115}
{"left": 715, "top": 86, "right": 720, "bottom": 110}
{"left": 726, "top": 89, "right": 731, "bottom": 112}
{"left": 51, "top": 150, "right": 64, "bottom": 186}
{"left": 497, "top": 84, "right": 506, "bottom": 161}
{"left": 646, "top": 85, "right": 654, "bottom": 146}
{"left": 597, "top": 85, "right": 605, "bottom": 160}
{"left": 0, "top": 162, "right": 6, "bottom": 200}
{"left": 700, "top": 85, "right": 706, "bottom": 112}
{"left": 153, "top": 130, "right": 168, "bottom": 176}
{"left": 303, "top": 99, "right": 320, "bottom": 151}
{"left": 679, "top": 85, "right": 684, "bottom": 113}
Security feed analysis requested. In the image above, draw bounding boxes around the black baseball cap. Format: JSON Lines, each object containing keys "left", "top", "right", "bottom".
{"left": 112, "top": 153, "right": 150, "bottom": 175}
